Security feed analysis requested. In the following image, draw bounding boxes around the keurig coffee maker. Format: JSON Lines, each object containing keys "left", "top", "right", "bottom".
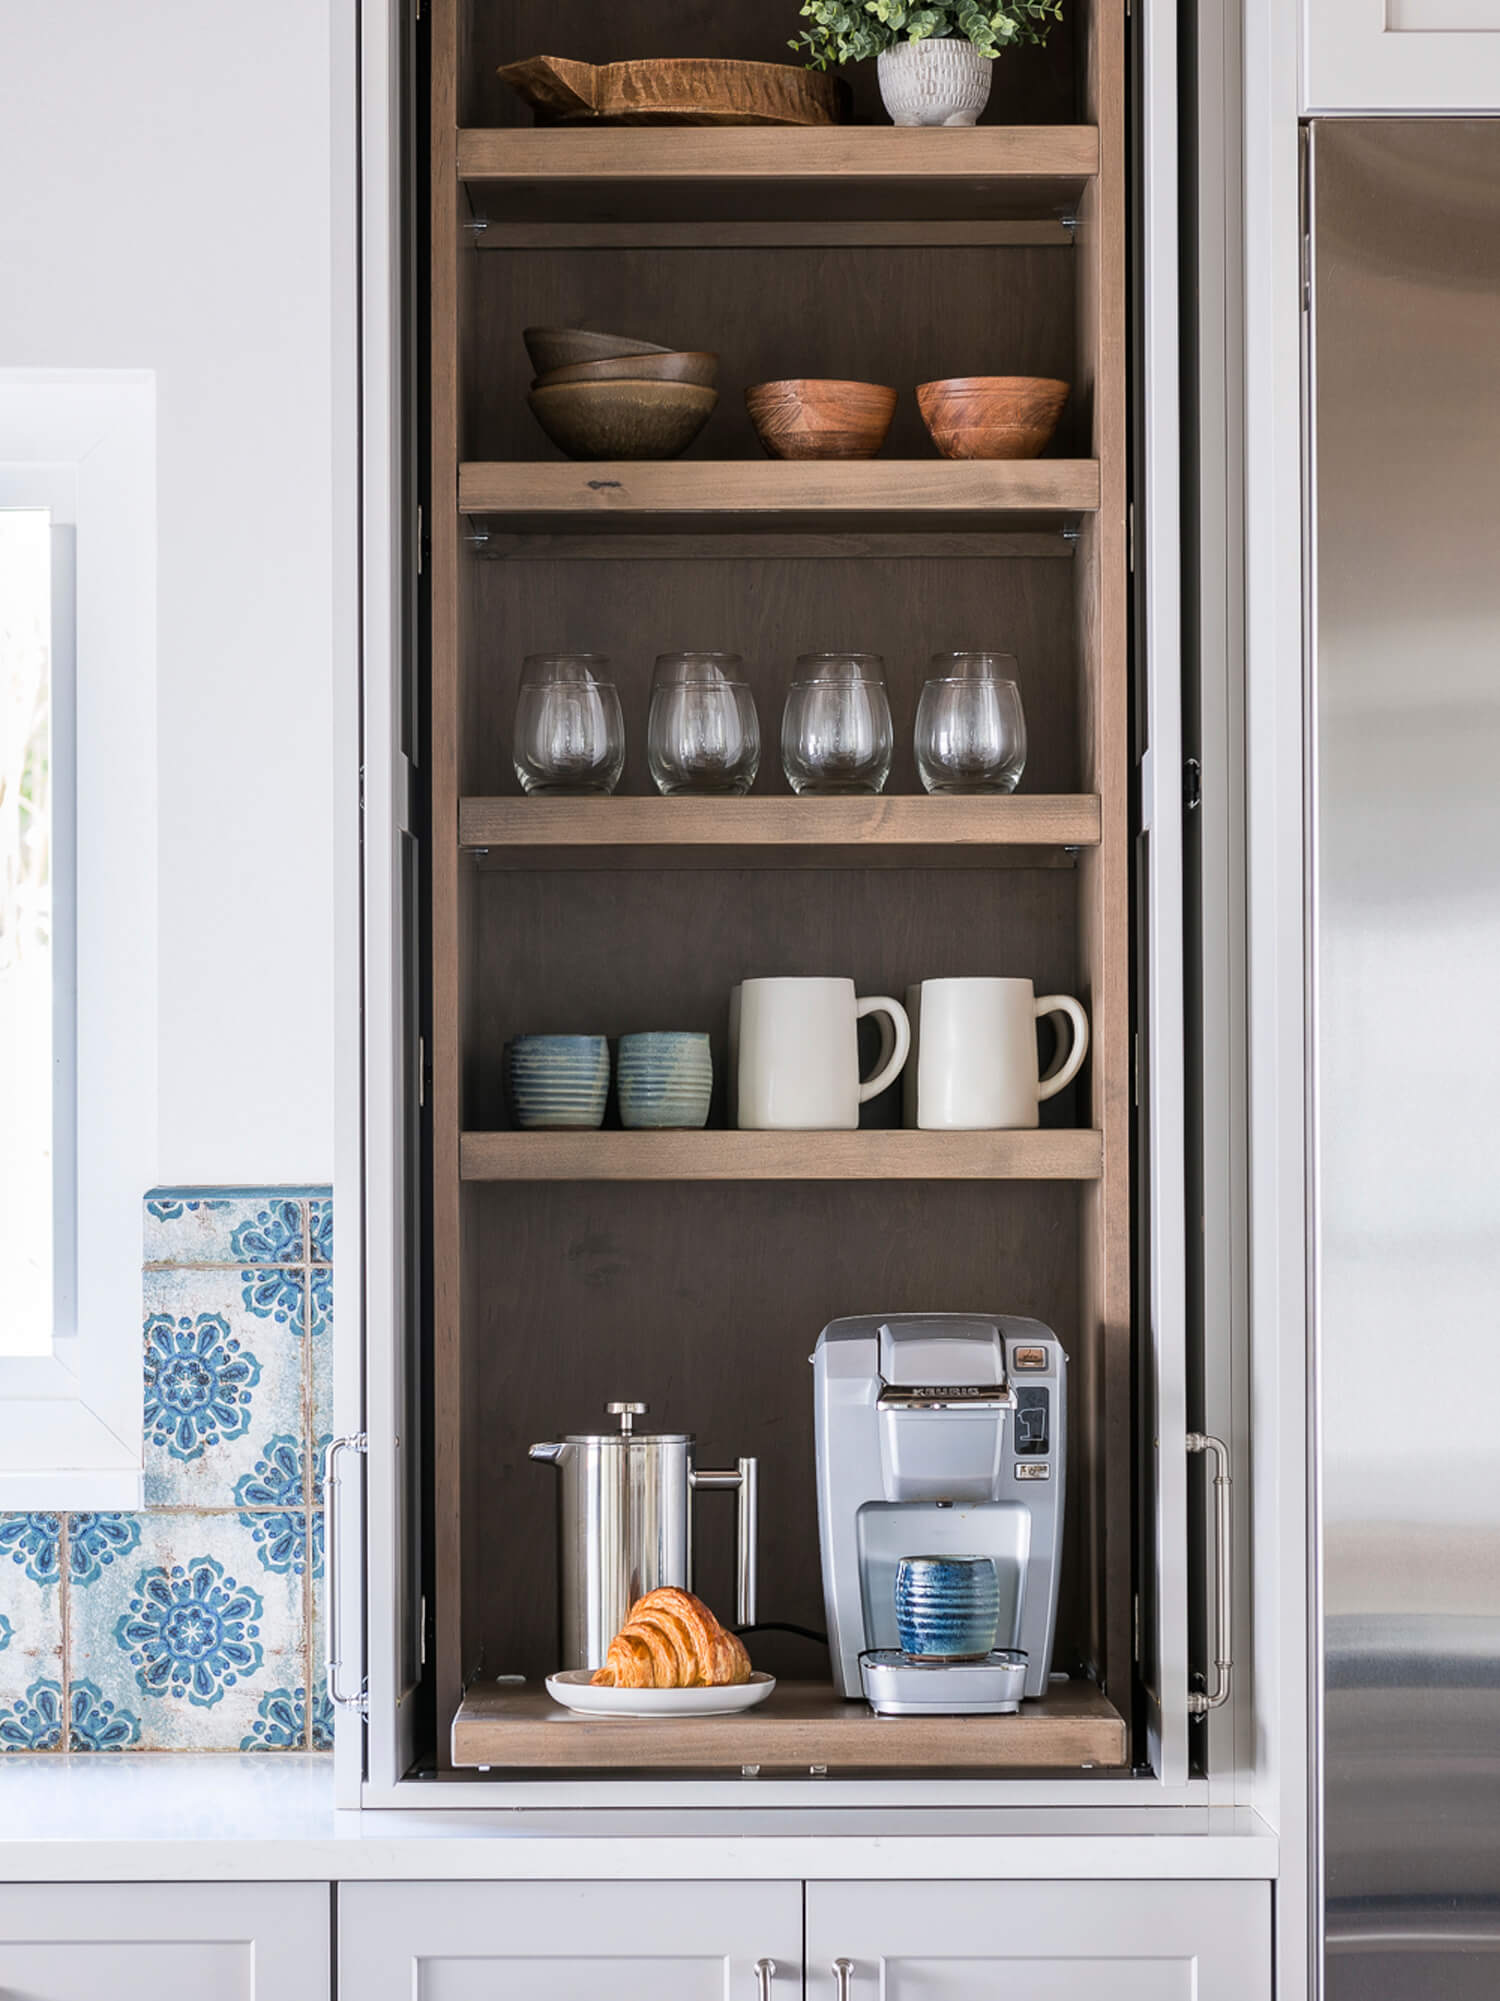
{"left": 812, "top": 1312, "right": 1066, "bottom": 1715}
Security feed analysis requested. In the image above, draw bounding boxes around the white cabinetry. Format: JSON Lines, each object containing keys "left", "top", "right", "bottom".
{"left": 337, "top": 1881, "right": 802, "bottom": 2000}
{"left": 336, "top": 1878, "right": 1271, "bottom": 2001}
{"left": 805, "top": 1880, "right": 1271, "bottom": 2001}
{"left": 1304, "top": 0, "right": 1500, "bottom": 111}
{"left": 0, "top": 1883, "right": 328, "bottom": 2001}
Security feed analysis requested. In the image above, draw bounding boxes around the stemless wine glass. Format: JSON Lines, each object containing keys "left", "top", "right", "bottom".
{"left": 780, "top": 653, "right": 894, "bottom": 795}
{"left": 914, "top": 652, "right": 1028, "bottom": 794}
{"left": 647, "top": 652, "right": 761, "bottom": 796}
{"left": 512, "top": 653, "right": 626, "bottom": 795}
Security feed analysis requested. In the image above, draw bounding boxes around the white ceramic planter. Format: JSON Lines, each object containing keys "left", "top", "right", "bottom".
{"left": 877, "top": 38, "right": 993, "bottom": 127}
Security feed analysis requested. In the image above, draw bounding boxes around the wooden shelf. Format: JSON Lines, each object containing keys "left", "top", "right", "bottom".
{"left": 460, "top": 1129, "right": 1103, "bottom": 1183}
{"left": 459, "top": 793, "right": 1101, "bottom": 863}
{"left": 458, "top": 126, "right": 1099, "bottom": 228}
{"left": 451, "top": 1677, "right": 1127, "bottom": 1772}
{"left": 459, "top": 460, "right": 1100, "bottom": 530}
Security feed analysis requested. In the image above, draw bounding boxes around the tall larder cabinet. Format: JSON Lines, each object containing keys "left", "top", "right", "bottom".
{"left": 341, "top": 0, "right": 1219, "bottom": 1810}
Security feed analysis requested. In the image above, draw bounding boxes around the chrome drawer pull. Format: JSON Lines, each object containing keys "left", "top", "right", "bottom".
{"left": 754, "top": 1959, "right": 776, "bottom": 2001}
{"left": 834, "top": 1959, "right": 855, "bottom": 2001}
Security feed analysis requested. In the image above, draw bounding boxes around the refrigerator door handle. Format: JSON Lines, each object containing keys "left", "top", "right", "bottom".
{"left": 1186, "top": 1432, "right": 1232, "bottom": 1714}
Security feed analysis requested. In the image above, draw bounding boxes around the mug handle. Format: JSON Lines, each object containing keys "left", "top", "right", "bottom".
{"left": 1035, "top": 995, "right": 1090, "bottom": 1101}
{"left": 855, "top": 996, "right": 912, "bottom": 1103}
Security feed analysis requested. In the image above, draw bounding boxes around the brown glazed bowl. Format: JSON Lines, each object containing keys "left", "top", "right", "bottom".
{"left": 916, "top": 377, "right": 1070, "bottom": 460}
{"left": 745, "top": 378, "right": 898, "bottom": 460}
{"left": 522, "top": 326, "right": 671, "bottom": 377}
{"left": 534, "top": 351, "right": 720, "bottom": 389}
{"left": 527, "top": 380, "right": 718, "bottom": 460}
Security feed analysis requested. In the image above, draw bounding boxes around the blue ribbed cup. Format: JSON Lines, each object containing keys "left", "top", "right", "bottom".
{"left": 894, "top": 1554, "right": 1001, "bottom": 1661}
{"left": 616, "top": 1031, "right": 713, "bottom": 1130}
{"left": 506, "top": 1035, "right": 609, "bottom": 1130}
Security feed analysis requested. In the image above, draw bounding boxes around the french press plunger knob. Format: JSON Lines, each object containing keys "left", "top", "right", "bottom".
{"left": 607, "top": 1401, "right": 648, "bottom": 1435}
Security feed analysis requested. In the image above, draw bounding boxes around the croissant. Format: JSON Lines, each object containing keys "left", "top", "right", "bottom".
{"left": 591, "top": 1587, "right": 752, "bottom": 1690}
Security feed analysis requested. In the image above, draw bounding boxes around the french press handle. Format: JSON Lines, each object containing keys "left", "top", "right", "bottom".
{"left": 689, "top": 1456, "right": 759, "bottom": 1627}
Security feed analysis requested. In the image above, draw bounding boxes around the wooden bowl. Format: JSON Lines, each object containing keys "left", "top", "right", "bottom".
{"left": 523, "top": 326, "right": 671, "bottom": 377}
{"left": 745, "top": 379, "right": 898, "bottom": 460}
{"left": 527, "top": 380, "right": 718, "bottom": 461}
{"left": 916, "top": 377, "right": 1070, "bottom": 460}
{"left": 535, "top": 351, "right": 719, "bottom": 390}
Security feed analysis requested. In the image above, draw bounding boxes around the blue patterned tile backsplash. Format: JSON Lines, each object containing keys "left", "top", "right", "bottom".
{"left": 0, "top": 1186, "right": 332, "bottom": 1754}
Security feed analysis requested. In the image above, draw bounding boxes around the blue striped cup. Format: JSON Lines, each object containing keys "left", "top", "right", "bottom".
{"left": 505, "top": 1035, "right": 610, "bottom": 1130}
{"left": 894, "top": 1554, "right": 1001, "bottom": 1661}
{"left": 616, "top": 1031, "right": 712, "bottom": 1130}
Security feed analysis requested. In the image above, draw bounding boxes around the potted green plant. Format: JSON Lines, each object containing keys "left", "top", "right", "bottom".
{"left": 791, "top": 1, "right": 1062, "bottom": 127}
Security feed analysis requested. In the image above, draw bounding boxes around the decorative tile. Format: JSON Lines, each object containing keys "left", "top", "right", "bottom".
{"left": 234, "top": 1434, "right": 319, "bottom": 1579}
{"left": 66, "top": 1512, "right": 142, "bottom": 1586}
{"left": 308, "top": 1196, "right": 332, "bottom": 1264}
{"left": 0, "top": 1515, "right": 65, "bottom": 1750}
{"left": 145, "top": 1192, "right": 302, "bottom": 1267}
{"left": 142, "top": 1267, "right": 303, "bottom": 1507}
{"left": 309, "top": 1598, "right": 335, "bottom": 1750}
{"left": 69, "top": 1512, "right": 305, "bottom": 1752}
{"left": 69, "top": 1678, "right": 142, "bottom": 1751}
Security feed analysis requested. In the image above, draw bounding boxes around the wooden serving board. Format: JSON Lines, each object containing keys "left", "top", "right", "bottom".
{"left": 452, "top": 1677, "right": 1127, "bottom": 1772}
{"left": 498, "top": 56, "right": 847, "bottom": 128}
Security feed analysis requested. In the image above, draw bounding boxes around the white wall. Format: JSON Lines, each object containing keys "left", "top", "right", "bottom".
{"left": 0, "top": 0, "right": 345, "bottom": 1184}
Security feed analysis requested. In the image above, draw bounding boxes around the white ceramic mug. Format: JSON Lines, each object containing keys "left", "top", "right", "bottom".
{"left": 735, "top": 977, "right": 911, "bottom": 1130}
{"left": 903, "top": 977, "right": 1089, "bottom": 1130}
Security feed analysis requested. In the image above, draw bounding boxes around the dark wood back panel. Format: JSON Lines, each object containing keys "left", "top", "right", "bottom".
{"left": 467, "top": 245, "right": 1079, "bottom": 462}
{"left": 461, "top": 549, "right": 1080, "bottom": 797}
{"left": 462, "top": 3, "right": 1080, "bottom": 129}
{"left": 460, "top": 1177, "right": 1086, "bottom": 1684}
{"left": 461, "top": 862, "right": 1085, "bottom": 1132}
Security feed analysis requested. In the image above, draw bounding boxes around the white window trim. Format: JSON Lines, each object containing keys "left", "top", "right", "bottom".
{"left": 0, "top": 371, "right": 156, "bottom": 1509}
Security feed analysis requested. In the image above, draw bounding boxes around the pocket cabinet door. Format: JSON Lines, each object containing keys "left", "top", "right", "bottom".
{"left": 338, "top": 1880, "right": 801, "bottom": 2001}
{"left": 0, "top": 1883, "right": 328, "bottom": 2001}
{"left": 806, "top": 1879, "right": 1270, "bottom": 2001}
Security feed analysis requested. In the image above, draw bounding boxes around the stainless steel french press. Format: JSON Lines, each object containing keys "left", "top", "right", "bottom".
{"left": 530, "top": 1401, "right": 758, "bottom": 1670}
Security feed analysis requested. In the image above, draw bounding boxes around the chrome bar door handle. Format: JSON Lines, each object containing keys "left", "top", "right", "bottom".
{"left": 833, "top": 1959, "right": 855, "bottom": 2001}
{"left": 754, "top": 1958, "right": 776, "bottom": 2001}
{"left": 1186, "top": 1431, "right": 1232, "bottom": 1714}
{"left": 325, "top": 1431, "right": 369, "bottom": 1715}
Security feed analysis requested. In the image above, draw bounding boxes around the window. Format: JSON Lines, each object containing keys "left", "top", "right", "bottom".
{"left": 0, "top": 373, "right": 155, "bottom": 1507}
{"left": 0, "top": 499, "right": 74, "bottom": 1360}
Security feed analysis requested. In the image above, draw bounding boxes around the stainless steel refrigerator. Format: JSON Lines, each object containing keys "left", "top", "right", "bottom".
{"left": 1308, "top": 119, "right": 1500, "bottom": 2001}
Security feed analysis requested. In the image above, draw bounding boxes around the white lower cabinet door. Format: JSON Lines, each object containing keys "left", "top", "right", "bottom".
{"left": 0, "top": 1882, "right": 328, "bottom": 2000}
{"left": 807, "top": 1880, "right": 1271, "bottom": 2001}
{"left": 338, "top": 1880, "right": 802, "bottom": 2001}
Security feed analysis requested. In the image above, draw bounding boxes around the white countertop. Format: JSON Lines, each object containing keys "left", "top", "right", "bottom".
{"left": 0, "top": 1757, "right": 1279, "bottom": 1881}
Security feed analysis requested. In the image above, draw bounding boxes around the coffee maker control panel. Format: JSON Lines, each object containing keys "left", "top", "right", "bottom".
{"left": 1014, "top": 1386, "right": 1050, "bottom": 1454}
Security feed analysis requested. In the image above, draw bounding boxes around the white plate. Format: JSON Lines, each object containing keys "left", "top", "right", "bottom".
{"left": 545, "top": 1670, "right": 776, "bottom": 1718}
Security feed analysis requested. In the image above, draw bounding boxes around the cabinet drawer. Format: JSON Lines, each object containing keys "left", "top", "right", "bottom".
{"left": 806, "top": 1879, "right": 1271, "bottom": 2001}
{"left": 338, "top": 1880, "right": 801, "bottom": 2001}
{"left": 0, "top": 1883, "right": 328, "bottom": 2001}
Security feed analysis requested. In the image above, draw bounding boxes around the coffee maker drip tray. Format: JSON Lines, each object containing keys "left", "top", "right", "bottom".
{"left": 860, "top": 1649, "right": 1028, "bottom": 1716}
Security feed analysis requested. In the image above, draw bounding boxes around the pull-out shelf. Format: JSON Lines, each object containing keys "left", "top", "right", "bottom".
{"left": 452, "top": 1678, "right": 1127, "bottom": 1772}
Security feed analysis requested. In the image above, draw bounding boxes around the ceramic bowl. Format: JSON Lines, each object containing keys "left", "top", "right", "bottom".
{"left": 916, "top": 376, "right": 1070, "bottom": 461}
{"left": 522, "top": 326, "right": 671, "bottom": 377}
{"left": 616, "top": 1032, "right": 713, "bottom": 1130}
{"left": 535, "top": 351, "right": 719, "bottom": 390}
{"left": 894, "top": 1554, "right": 1001, "bottom": 1661}
{"left": 506, "top": 1035, "right": 610, "bottom": 1130}
{"left": 745, "top": 378, "right": 898, "bottom": 460}
{"left": 528, "top": 381, "right": 718, "bottom": 461}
